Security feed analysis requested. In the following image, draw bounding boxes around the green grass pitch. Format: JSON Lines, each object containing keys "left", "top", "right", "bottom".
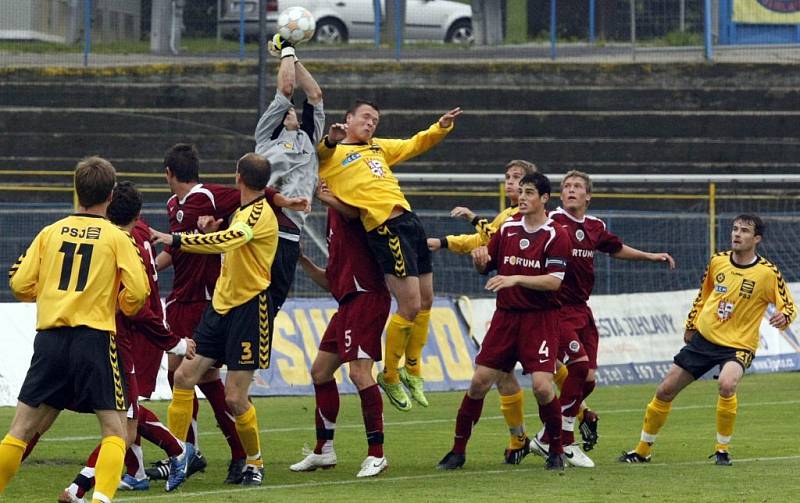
{"left": 3, "top": 372, "right": 798, "bottom": 502}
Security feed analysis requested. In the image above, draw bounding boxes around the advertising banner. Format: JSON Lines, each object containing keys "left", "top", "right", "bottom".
{"left": 462, "top": 284, "right": 800, "bottom": 386}
{"left": 734, "top": 0, "right": 800, "bottom": 24}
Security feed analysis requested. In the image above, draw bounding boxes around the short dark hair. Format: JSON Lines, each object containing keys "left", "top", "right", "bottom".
{"left": 74, "top": 156, "right": 116, "bottom": 208}
{"left": 345, "top": 99, "right": 380, "bottom": 121}
{"left": 237, "top": 153, "right": 271, "bottom": 191}
{"left": 164, "top": 143, "right": 200, "bottom": 183}
{"left": 107, "top": 181, "right": 142, "bottom": 227}
{"left": 734, "top": 214, "right": 765, "bottom": 237}
{"left": 519, "top": 172, "right": 551, "bottom": 197}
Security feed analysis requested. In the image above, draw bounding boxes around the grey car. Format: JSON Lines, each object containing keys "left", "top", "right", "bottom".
{"left": 219, "top": 0, "right": 473, "bottom": 44}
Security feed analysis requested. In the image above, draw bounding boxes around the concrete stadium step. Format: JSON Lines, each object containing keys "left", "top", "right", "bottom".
{"left": 4, "top": 133, "right": 800, "bottom": 164}
{"left": 2, "top": 82, "right": 800, "bottom": 111}
{"left": 3, "top": 108, "right": 798, "bottom": 139}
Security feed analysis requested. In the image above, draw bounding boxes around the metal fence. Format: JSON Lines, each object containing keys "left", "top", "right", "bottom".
{"left": 0, "top": 0, "right": 798, "bottom": 68}
{"left": 2, "top": 176, "right": 798, "bottom": 302}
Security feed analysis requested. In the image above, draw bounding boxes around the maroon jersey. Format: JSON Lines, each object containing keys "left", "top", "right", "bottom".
{"left": 325, "top": 208, "right": 387, "bottom": 303}
{"left": 549, "top": 207, "right": 623, "bottom": 306}
{"left": 165, "top": 183, "right": 240, "bottom": 303}
{"left": 116, "top": 220, "right": 180, "bottom": 389}
{"left": 485, "top": 214, "right": 570, "bottom": 311}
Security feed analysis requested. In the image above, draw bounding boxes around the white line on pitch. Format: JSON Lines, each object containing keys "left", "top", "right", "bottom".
{"left": 115, "top": 454, "right": 800, "bottom": 502}
{"left": 40, "top": 399, "right": 800, "bottom": 443}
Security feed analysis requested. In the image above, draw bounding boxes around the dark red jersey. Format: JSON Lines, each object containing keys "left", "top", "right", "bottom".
{"left": 117, "top": 220, "right": 181, "bottom": 394}
{"left": 549, "top": 207, "right": 623, "bottom": 306}
{"left": 485, "top": 214, "right": 570, "bottom": 311}
{"left": 165, "top": 183, "right": 240, "bottom": 303}
{"left": 325, "top": 208, "right": 388, "bottom": 303}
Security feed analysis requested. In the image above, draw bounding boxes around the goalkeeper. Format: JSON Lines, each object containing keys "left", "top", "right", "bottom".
{"left": 254, "top": 35, "right": 323, "bottom": 311}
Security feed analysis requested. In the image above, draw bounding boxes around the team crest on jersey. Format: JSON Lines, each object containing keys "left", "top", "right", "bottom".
{"left": 283, "top": 142, "right": 294, "bottom": 150}
{"left": 569, "top": 340, "right": 581, "bottom": 353}
{"left": 575, "top": 229, "right": 585, "bottom": 241}
{"left": 176, "top": 209, "right": 184, "bottom": 223}
{"left": 342, "top": 152, "right": 362, "bottom": 166}
{"left": 739, "top": 279, "right": 756, "bottom": 299}
{"left": 717, "top": 300, "right": 734, "bottom": 321}
{"left": 715, "top": 272, "right": 725, "bottom": 283}
{"left": 368, "top": 159, "right": 385, "bottom": 177}
{"left": 519, "top": 238, "right": 530, "bottom": 250}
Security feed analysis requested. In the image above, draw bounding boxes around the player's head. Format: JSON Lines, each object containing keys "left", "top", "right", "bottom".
{"left": 504, "top": 160, "right": 537, "bottom": 205}
{"left": 107, "top": 181, "right": 143, "bottom": 227}
{"left": 283, "top": 107, "right": 300, "bottom": 131}
{"left": 561, "top": 170, "right": 592, "bottom": 212}
{"left": 517, "top": 172, "right": 551, "bottom": 216}
{"left": 731, "top": 214, "right": 764, "bottom": 253}
{"left": 344, "top": 99, "right": 380, "bottom": 143}
{"left": 164, "top": 143, "right": 200, "bottom": 186}
{"left": 74, "top": 156, "right": 116, "bottom": 209}
{"left": 236, "top": 153, "right": 271, "bottom": 191}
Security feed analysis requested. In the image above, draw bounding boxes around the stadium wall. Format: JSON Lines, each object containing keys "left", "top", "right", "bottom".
{"left": 1, "top": 288, "right": 798, "bottom": 406}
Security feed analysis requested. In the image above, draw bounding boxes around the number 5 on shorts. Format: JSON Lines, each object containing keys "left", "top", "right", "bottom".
{"left": 344, "top": 329, "right": 352, "bottom": 350}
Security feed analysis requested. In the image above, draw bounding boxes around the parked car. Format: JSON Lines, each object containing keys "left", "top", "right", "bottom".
{"left": 219, "top": 0, "right": 473, "bottom": 44}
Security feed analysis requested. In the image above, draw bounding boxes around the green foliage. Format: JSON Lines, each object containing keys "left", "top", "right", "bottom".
{"left": 2, "top": 372, "right": 798, "bottom": 502}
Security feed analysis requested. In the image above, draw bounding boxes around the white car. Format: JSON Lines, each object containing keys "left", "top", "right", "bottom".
{"left": 219, "top": 0, "right": 473, "bottom": 44}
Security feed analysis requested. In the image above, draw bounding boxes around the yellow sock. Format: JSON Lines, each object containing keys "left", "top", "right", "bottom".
{"left": 635, "top": 396, "right": 672, "bottom": 457}
{"left": 235, "top": 405, "right": 263, "bottom": 467}
{"left": 715, "top": 394, "right": 738, "bottom": 452}
{"left": 0, "top": 434, "right": 27, "bottom": 493}
{"left": 499, "top": 390, "right": 526, "bottom": 449}
{"left": 404, "top": 309, "right": 431, "bottom": 377}
{"left": 554, "top": 364, "right": 568, "bottom": 392}
{"left": 576, "top": 404, "right": 587, "bottom": 423}
{"left": 383, "top": 313, "right": 413, "bottom": 384}
{"left": 168, "top": 387, "right": 196, "bottom": 441}
{"left": 92, "top": 435, "right": 126, "bottom": 503}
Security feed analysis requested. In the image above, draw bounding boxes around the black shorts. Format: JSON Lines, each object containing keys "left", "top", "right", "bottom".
{"left": 673, "top": 333, "right": 754, "bottom": 379}
{"left": 366, "top": 211, "right": 432, "bottom": 278}
{"left": 18, "top": 327, "right": 128, "bottom": 413}
{"left": 269, "top": 234, "right": 300, "bottom": 312}
{"left": 194, "top": 290, "right": 275, "bottom": 371}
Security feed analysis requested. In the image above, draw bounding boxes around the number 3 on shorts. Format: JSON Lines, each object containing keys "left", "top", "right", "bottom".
{"left": 241, "top": 342, "right": 253, "bottom": 361}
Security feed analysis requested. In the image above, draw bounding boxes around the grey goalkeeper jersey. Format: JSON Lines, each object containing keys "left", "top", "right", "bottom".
{"left": 254, "top": 91, "right": 324, "bottom": 232}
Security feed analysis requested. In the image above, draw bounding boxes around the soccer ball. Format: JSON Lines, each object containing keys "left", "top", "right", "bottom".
{"left": 277, "top": 7, "right": 316, "bottom": 44}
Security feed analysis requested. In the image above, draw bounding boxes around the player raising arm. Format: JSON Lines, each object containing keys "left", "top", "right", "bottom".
{"left": 620, "top": 214, "right": 795, "bottom": 465}
{"left": 319, "top": 102, "right": 461, "bottom": 412}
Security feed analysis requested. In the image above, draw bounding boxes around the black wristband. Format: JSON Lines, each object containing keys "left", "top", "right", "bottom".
{"left": 440, "top": 237, "right": 448, "bottom": 249}
{"left": 470, "top": 215, "right": 482, "bottom": 226}
{"left": 171, "top": 234, "right": 182, "bottom": 249}
{"left": 323, "top": 135, "right": 337, "bottom": 148}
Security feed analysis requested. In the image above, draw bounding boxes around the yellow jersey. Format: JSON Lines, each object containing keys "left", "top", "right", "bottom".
{"left": 446, "top": 206, "right": 519, "bottom": 254}
{"left": 318, "top": 121, "right": 453, "bottom": 231}
{"left": 9, "top": 213, "right": 150, "bottom": 332}
{"left": 174, "top": 196, "right": 278, "bottom": 315}
{"left": 685, "top": 251, "right": 796, "bottom": 352}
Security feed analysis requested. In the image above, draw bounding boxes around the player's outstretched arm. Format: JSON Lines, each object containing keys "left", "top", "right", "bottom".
{"left": 316, "top": 180, "right": 359, "bottom": 219}
{"left": 380, "top": 107, "right": 463, "bottom": 166}
{"left": 298, "top": 252, "right": 329, "bottom": 291}
{"left": 295, "top": 61, "right": 322, "bottom": 105}
{"left": 155, "top": 250, "right": 172, "bottom": 272}
{"left": 277, "top": 54, "right": 296, "bottom": 98}
{"left": 150, "top": 222, "right": 253, "bottom": 255}
{"left": 612, "top": 244, "right": 676, "bottom": 269}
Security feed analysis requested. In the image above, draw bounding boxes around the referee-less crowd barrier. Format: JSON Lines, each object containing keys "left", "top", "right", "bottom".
{"left": 1, "top": 289, "right": 798, "bottom": 406}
